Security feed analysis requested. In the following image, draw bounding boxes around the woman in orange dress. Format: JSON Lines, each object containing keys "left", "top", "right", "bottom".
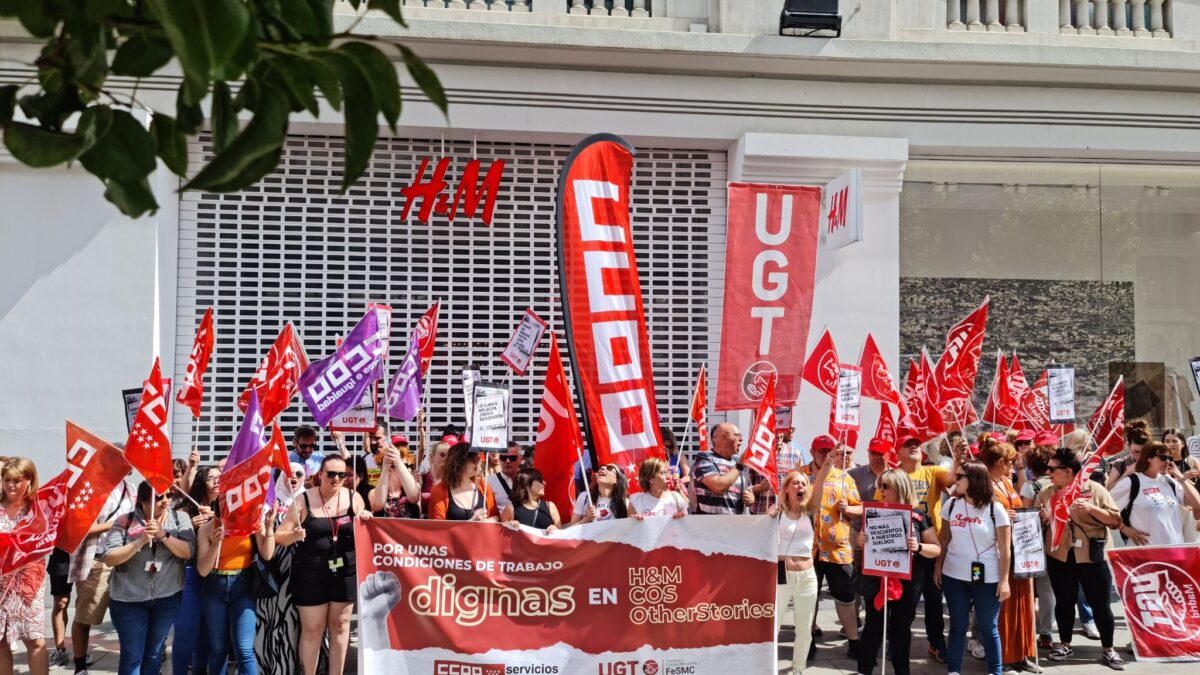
{"left": 978, "top": 434, "right": 1039, "bottom": 673}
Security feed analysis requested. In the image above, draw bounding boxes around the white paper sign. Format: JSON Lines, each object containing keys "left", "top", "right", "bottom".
{"left": 834, "top": 366, "right": 862, "bottom": 431}
{"left": 819, "top": 168, "right": 863, "bottom": 249}
{"left": 1012, "top": 509, "right": 1046, "bottom": 579}
{"left": 1047, "top": 365, "right": 1076, "bottom": 424}
{"left": 862, "top": 503, "right": 912, "bottom": 579}
{"left": 470, "top": 383, "right": 510, "bottom": 452}
{"left": 330, "top": 384, "right": 377, "bottom": 432}
{"left": 461, "top": 367, "right": 481, "bottom": 427}
{"left": 775, "top": 406, "right": 794, "bottom": 432}
{"left": 499, "top": 308, "right": 548, "bottom": 376}
{"left": 1190, "top": 357, "right": 1200, "bottom": 397}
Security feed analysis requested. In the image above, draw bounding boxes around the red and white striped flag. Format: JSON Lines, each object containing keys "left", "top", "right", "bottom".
{"left": 689, "top": 365, "right": 709, "bottom": 452}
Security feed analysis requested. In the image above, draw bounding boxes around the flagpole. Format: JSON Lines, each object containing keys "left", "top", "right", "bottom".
{"left": 171, "top": 484, "right": 203, "bottom": 510}
{"left": 572, "top": 441, "right": 594, "bottom": 510}
{"left": 676, "top": 418, "right": 693, "bottom": 468}
{"left": 881, "top": 579, "right": 889, "bottom": 675}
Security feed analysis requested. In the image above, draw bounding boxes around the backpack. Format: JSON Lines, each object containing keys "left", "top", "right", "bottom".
{"left": 1119, "top": 474, "right": 1178, "bottom": 527}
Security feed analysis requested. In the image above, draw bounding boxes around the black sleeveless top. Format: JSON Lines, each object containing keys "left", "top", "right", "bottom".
{"left": 514, "top": 500, "right": 553, "bottom": 529}
{"left": 296, "top": 489, "right": 355, "bottom": 561}
{"left": 445, "top": 485, "right": 485, "bottom": 521}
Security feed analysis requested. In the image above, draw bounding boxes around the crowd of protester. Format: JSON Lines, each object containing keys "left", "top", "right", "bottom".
{"left": 2, "top": 416, "right": 1199, "bottom": 675}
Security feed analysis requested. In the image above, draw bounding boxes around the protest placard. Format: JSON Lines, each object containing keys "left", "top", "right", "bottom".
{"left": 470, "top": 383, "right": 510, "bottom": 452}
{"left": 1047, "top": 365, "right": 1076, "bottom": 424}
{"left": 1012, "top": 508, "right": 1046, "bottom": 579}
{"left": 499, "top": 308, "right": 548, "bottom": 376}
{"left": 833, "top": 366, "right": 862, "bottom": 431}
{"left": 862, "top": 502, "right": 912, "bottom": 579}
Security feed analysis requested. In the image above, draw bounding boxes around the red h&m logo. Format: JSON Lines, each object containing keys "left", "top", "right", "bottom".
{"left": 826, "top": 185, "right": 849, "bottom": 234}
{"left": 401, "top": 157, "right": 506, "bottom": 226}
{"left": 433, "top": 660, "right": 505, "bottom": 675}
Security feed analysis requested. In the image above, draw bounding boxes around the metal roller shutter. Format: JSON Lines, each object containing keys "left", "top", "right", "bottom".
{"left": 174, "top": 134, "right": 728, "bottom": 462}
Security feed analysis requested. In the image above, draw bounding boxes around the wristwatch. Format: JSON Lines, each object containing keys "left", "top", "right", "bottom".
{"left": 735, "top": 462, "right": 745, "bottom": 472}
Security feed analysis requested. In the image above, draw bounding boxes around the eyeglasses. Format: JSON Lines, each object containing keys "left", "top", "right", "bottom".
{"left": 1048, "top": 465, "right": 1068, "bottom": 472}
{"left": 297, "top": 443, "right": 317, "bottom": 450}
{"left": 325, "top": 471, "right": 347, "bottom": 480}
{"left": 156, "top": 494, "right": 171, "bottom": 502}
{"left": 204, "top": 476, "right": 220, "bottom": 484}
{"left": 500, "top": 455, "right": 519, "bottom": 462}
{"left": 292, "top": 471, "right": 305, "bottom": 479}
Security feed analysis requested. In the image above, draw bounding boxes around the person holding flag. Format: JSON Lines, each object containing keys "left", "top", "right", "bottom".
{"left": 1109, "top": 440, "right": 1200, "bottom": 548}
{"left": 854, "top": 470, "right": 942, "bottom": 675}
{"left": 0, "top": 457, "right": 51, "bottom": 675}
{"left": 1033, "top": 448, "right": 1124, "bottom": 669}
{"left": 768, "top": 470, "right": 818, "bottom": 675}
{"left": 692, "top": 424, "right": 756, "bottom": 515}
{"left": 807, "top": 437, "right": 862, "bottom": 658}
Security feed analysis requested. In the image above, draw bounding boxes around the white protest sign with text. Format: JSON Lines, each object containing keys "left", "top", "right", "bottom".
{"left": 499, "top": 308, "right": 548, "bottom": 376}
{"left": 1012, "top": 508, "right": 1046, "bottom": 579}
{"left": 1047, "top": 365, "right": 1076, "bottom": 424}
{"left": 330, "top": 383, "right": 377, "bottom": 432}
{"left": 470, "top": 383, "right": 510, "bottom": 452}
{"left": 862, "top": 502, "right": 912, "bottom": 579}
{"left": 833, "top": 365, "right": 862, "bottom": 431}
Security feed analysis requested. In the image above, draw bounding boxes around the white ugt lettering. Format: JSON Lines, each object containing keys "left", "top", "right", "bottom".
{"left": 750, "top": 307, "right": 784, "bottom": 356}
{"left": 755, "top": 193, "right": 792, "bottom": 245}
{"left": 752, "top": 250, "right": 788, "bottom": 301}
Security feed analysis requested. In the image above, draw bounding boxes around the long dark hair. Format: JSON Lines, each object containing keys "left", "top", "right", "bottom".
{"left": 958, "top": 461, "right": 994, "bottom": 507}
{"left": 442, "top": 442, "right": 479, "bottom": 488}
{"left": 1134, "top": 441, "right": 1167, "bottom": 475}
{"left": 511, "top": 468, "right": 544, "bottom": 505}
{"left": 185, "top": 465, "right": 219, "bottom": 517}
{"left": 588, "top": 467, "right": 629, "bottom": 519}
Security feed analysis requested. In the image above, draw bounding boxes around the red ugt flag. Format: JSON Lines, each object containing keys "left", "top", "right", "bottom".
{"left": 58, "top": 421, "right": 133, "bottom": 553}
{"left": 982, "top": 350, "right": 1017, "bottom": 427}
{"left": 741, "top": 374, "right": 779, "bottom": 491}
{"left": 239, "top": 322, "right": 309, "bottom": 424}
{"left": 1018, "top": 370, "right": 1051, "bottom": 433}
{"left": 125, "top": 358, "right": 174, "bottom": 494}
{"left": 1089, "top": 377, "right": 1125, "bottom": 456}
{"left": 802, "top": 329, "right": 839, "bottom": 397}
{"left": 689, "top": 365, "right": 709, "bottom": 452}
{"left": 533, "top": 333, "right": 586, "bottom": 521}
{"left": 1107, "top": 544, "right": 1200, "bottom": 661}
{"left": 1008, "top": 353, "right": 1030, "bottom": 409}
{"left": 860, "top": 333, "right": 906, "bottom": 417}
{"left": 933, "top": 296, "right": 989, "bottom": 407}
{"left": 415, "top": 301, "right": 440, "bottom": 375}
{"left": 176, "top": 307, "right": 215, "bottom": 417}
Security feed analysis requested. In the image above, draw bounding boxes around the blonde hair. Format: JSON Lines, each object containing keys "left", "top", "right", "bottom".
{"left": 779, "top": 470, "right": 810, "bottom": 515}
{"left": 1, "top": 457, "right": 39, "bottom": 504}
{"left": 637, "top": 458, "right": 668, "bottom": 492}
{"left": 876, "top": 469, "right": 916, "bottom": 506}
{"left": 1062, "top": 429, "right": 1088, "bottom": 454}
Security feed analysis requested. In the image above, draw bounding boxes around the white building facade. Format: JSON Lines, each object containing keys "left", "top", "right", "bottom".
{"left": 2, "top": 0, "right": 1199, "bottom": 469}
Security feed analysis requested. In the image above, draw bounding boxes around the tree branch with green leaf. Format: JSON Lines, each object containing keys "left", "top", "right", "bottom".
{"left": 0, "top": 0, "right": 447, "bottom": 217}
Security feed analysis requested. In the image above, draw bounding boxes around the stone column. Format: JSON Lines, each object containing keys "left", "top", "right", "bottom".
{"left": 590, "top": 0, "right": 609, "bottom": 15}
{"left": 1005, "top": 0, "right": 1022, "bottom": 30}
{"left": 966, "top": 0, "right": 982, "bottom": 29}
{"left": 1149, "top": 0, "right": 1168, "bottom": 36}
{"left": 1095, "top": 0, "right": 1113, "bottom": 33}
{"left": 1112, "top": 0, "right": 1130, "bottom": 34}
{"left": 631, "top": 0, "right": 647, "bottom": 17}
{"left": 1074, "top": 0, "right": 1094, "bottom": 33}
{"left": 948, "top": 0, "right": 964, "bottom": 29}
{"left": 986, "top": 0, "right": 1003, "bottom": 30}
{"left": 1131, "top": 0, "right": 1148, "bottom": 35}
{"left": 1060, "top": 0, "right": 1076, "bottom": 32}
{"left": 569, "top": 0, "right": 587, "bottom": 13}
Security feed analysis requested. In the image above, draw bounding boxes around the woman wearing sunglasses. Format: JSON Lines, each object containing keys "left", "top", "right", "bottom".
{"left": 369, "top": 444, "right": 421, "bottom": 518}
{"left": 172, "top": 464, "right": 220, "bottom": 675}
{"left": 1109, "top": 440, "right": 1200, "bottom": 547}
{"left": 255, "top": 461, "right": 316, "bottom": 675}
{"left": 428, "top": 443, "right": 500, "bottom": 522}
{"left": 501, "top": 468, "right": 562, "bottom": 531}
{"left": 1034, "top": 448, "right": 1124, "bottom": 669}
{"left": 103, "top": 483, "right": 195, "bottom": 675}
{"left": 566, "top": 463, "right": 631, "bottom": 526}
{"left": 273, "top": 454, "right": 369, "bottom": 675}
{"left": 935, "top": 461, "right": 1011, "bottom": 675}
{"left": 1105, "top": 421, "right": 1150, "bottom": 490}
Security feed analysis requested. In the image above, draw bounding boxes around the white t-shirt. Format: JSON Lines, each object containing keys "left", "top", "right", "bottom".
{"left": 573, "top": 494, "right": 616, "bottom": 521}
{"left": 630, "top": 491, "right": 688, "bottom": 517}
{"left": 940, "top": 498, "right": 1011, "bottom": 584}
{"left": 487, "top": 473, "right": 516, "bottom": 513}
{"left": 1109, "top": 472, "right": 1184, "bottom": 546}
{"left": 777, "top": 513, "right": 814, "bottom": 559}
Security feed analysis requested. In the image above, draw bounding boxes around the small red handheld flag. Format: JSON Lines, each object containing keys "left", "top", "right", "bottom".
{"left": 533, "top": 333, "right": 586, "bottom": 520}
{"left": 176, "top": 307, "right": 215, "bottom": 417}
{"left": 802, "top": 329, "right": 839, "bottom": 396}
{"left": 689, "top": 365, "right": 709, "bottom": 452}
{"left": 58, "top": 421, "right": 133, "bottom": 553}
{"left": 741, "top": 374, "right": 779, "bottom": 491}
{"left": 125, "top": 358, "right": 174, "bottom": 494}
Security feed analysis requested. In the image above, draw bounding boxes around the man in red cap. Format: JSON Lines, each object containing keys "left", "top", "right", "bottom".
{"left": 810, "top": 433, "right": 863, "bottom": 658}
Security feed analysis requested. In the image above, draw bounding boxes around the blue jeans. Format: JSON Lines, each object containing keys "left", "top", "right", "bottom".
{"left": 943, "top": 576, "right": 1002, "bottom": 675}
{"left": 201, "top": 570, "right": 257, "bottom": 675}
{"left": 1077, "top": 586, "right": 1094, "bottom": 625}
{"left": 172, "top": 565, "right": 210, "bottom": 675}
{"left": 109, "top": 592, "right": 182, "bottom": 675}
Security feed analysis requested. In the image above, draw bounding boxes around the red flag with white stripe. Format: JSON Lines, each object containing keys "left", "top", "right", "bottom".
{"left": 689, "top": 365, "right": 709, "bottom": 452}
{"left": 176, "top": 307, "right": 215, "bottom": 417}
{"left": 124, "top": 358, "right": 174, "bottom": 494}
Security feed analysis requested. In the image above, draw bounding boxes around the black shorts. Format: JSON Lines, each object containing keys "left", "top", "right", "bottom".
{"left": 48, "top": 548, "right": 72, "bottom": 597}
{"left": 814, "top": 560, "right": 856, "bottom": 604}
{"left": 291, "top": 552, "right": 357, "bottom": 607}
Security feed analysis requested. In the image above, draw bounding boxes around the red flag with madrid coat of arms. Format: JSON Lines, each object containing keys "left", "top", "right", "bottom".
{"left": 125, "top": 357, "right": 174, "bottom": 495}
{"left": 0, "top": 473, "right": 68, "bottom": 576}
{"left": 58, "top": 421, "right": 133, "bottom": 554}
{"left": 239, "top": 322, "right": 308, "bottom": 424}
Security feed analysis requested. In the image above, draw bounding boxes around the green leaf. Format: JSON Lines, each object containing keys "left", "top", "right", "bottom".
{"left": 176, "top": 82, "right": 204, "bottom": 134}
{"left": 338, "top": 42, "right": 399, "bottom": 132}
{"left": 2, "top": 122, "right": 84, "bottom": 167}
{"left": 86, "top": 0, "right": 136, "bottom": 22}
{"left": 151, "top": 114, "right": 188, "bottom": 177}
{"left": 397, "top": 45, "right": 448, "bottom": 116}
{"left": 212, "top": 81, "right": 238, "bottom": 153}
{"left": 0, "top": 85, "right": 15, "bottom": 124}
{"left": 367, "top": 0, "right": 404, "bottom": 26}
{"left": 306, "top": 0, "right": 334, "bottom": 37}
{"left": 112, "top": 32, "right": 174, "bottom": 77}
{"left": 264, "top": 54, "right": 319, "bottom": 117}
{"left": 202, "top": 144, "right": 282, "bottom": 193}
{"left": 274, "top": 0, "right": 319, "bottom": 36}
{"left": 318, "top": 51, "right": 377, "bottom": 191}
{"left": 76, "top": 104, "right": 114, "bottom": 155}
{"left": 65, "top": 24, "right": 109, "bottom": 94}
{"left": 183, "top": 89, "right": 289, "bottom": 192}
{"left": 147, "top": 0, "right": 252, "bottom": 100}
{"left": 79, "top": 109, "right": 157, "bottom": 183}
{"left": 0, "top": 0, "right": 31, "bottom": 17}
{"left": 104, "top": 178, "right": 158, "bottom": 218}
{"left": 308, "top": 57, "right": 341, "bottom": 111}
{"left": 17, "top": 3, "right": 57, "bottom": 37}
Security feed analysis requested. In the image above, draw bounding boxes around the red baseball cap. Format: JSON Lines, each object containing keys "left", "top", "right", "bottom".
{"left": 969, "top": 443, "right": 980, "bottom": 456}
{"left": 1014, "top": 430, "right": 1036, "bottom": 444}
{"left": 391, "top": 434, "right": 409, "bottom": 446}
{"left": 812, "top": 435, "right": 837, "bottom": 451}
{"left": 868, "top": 438, "right": 893, "bottom": 454}
{"left": 1034, "top": 431, "right": 1059, "bottom": 447}
{"left": 987, "top": 432, "right": 1005, "bottom": 442}
{"left": 897, "top": 434, "right": 922, "bottom": 449}
{"left": 441, "top": 434, "right": 460, "bottom": 445}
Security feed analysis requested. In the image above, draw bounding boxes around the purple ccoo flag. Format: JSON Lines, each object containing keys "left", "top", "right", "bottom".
{"left": 298, "top": 309, "right": 386, "bottom": 427}
{"left": 385, "top": 330, "right": 423, "bottom": 421}
{"left": 226, "top": 390, "right": 265, "bottom": 467}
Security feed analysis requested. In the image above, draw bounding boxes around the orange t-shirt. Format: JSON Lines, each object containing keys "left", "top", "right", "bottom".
{"left": 427, "top": 480, "right": 498, "bottom": 521}
{"left": 216, "top": 533, "right": 253, "bottom": 571}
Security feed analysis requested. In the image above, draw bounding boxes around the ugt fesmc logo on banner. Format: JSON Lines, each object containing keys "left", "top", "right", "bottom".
{"left": 716, "top": 183, "right": 821, "bottom": 410}
{"left": 556, "top": 134, "right": 665, "bottom": 474}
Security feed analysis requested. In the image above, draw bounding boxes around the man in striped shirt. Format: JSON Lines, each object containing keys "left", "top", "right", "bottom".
{"left": 692, "top": 423, "right": 756, "bottom": 515}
